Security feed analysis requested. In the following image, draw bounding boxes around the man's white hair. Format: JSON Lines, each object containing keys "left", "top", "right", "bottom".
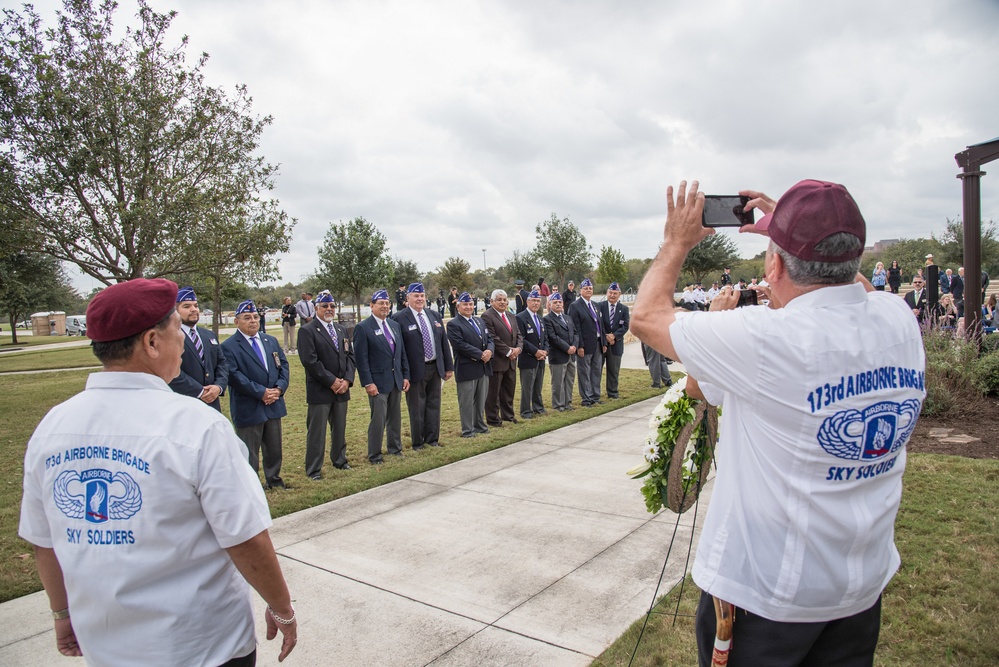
{"left": 491, "top": 289, "right": 507, "bottom": 300}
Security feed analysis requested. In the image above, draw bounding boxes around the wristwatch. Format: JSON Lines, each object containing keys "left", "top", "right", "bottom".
{"left": 52, "top": 608, "right": 70, "bottom": 620}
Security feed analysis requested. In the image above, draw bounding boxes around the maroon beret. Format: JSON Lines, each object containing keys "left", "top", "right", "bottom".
{"left": 756, "top": 180, "right": 866, "bottom": 262}
{"left": 86, "top": 279, "right": 179, "bottom": 342}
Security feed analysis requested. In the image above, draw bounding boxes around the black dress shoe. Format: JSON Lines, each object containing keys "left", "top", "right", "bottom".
{"left": 475, "top": 427, "right": 490, "bottom": 434}
{"left": 371, "top": 459, "right": 384, "bottom": 465}
{"left": 412, "top": 444, "right": 426, "bottom": 451}
{"left": 521, "top": 414, "right": 533, "bottom": 420}
{"left": 308, "top": 474, "right": 322, "bottom": 481}
{"left": 334, "top": 463, "right": 352, "bottom": 470}
{"left": 266, "top": 480, "right": 286, "bottom": 490}
{"left": 461, "top": 433, "right": 477, "bottom": 438}
{"left": 535, "top": 409, "right": 547, "bottom": 415}
{"left": 488, "top": 421, "right": 503, "bottom": 428}
{"left": 505, "top": 418, "right": 519, "bottom": 424}
{"left": 427, "top": 442, "right": 442, "bottom": 448}
{"left": 389, "top": 451, "right": 403, "bottom": 457}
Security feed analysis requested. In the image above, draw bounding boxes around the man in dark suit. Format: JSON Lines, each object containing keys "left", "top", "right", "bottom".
{"left": 569, "top": 278, "right": 606, "bottom": 407}
{"left": 298, "top": 292, "right": 355, "bottom": 479}
{"left": 392, "top": 282, "right": 453, "bottom": 450}
{"left": 221, "top": 300, "right": 290, "bottom": 489}
{"left": 951, "top": 267, "right": 965, "bottom": 317}
{"left": 516, "top": 289, "right": 548, "bottom": 419}
{"left": 563, "top": 280, "right": 577, "bottom": 307}
{"left": 903, "top": 276, "right": 929, "bottom": 323}
{"left": 544, "top": 291, "right": 578, "bottom": 411}
{"left": 353, "top": 289, "right": 410, "bottom": 464}
{"left": 169, "top": 286, "right": 229, "bottom": 411}
{"left": 446, "top": 292, "right": 494, "bottom": 438}
{"left": 599, "top": 282, "right": 630, "bottom": 399}
{"left": 482, "top": 289, "right": 523, "bottom": 426}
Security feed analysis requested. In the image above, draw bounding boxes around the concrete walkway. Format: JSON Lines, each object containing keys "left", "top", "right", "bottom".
{"left": 0, "top": 344, "right": 707, "bottom": 666}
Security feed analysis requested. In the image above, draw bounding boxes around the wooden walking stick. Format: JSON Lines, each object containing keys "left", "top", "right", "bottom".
{"left": 711, "top": 596, "right": 735, "bottom": 665}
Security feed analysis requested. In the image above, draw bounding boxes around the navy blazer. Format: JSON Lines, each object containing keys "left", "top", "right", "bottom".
{"left": 446, "top": 315, "right": 495, "bottom": 383}
{"left": 353, "top": 315, "right": 409, "bottom": 393}
{"left": 543, "top": 311, "right": 578, "bottom": 365}
{"left": 221, "top": 331, "right": 289, "bottom": 428}
{"left": 169, "top": 324, "right": 229, "bottom": 409}
{"left": 516, "top": 309, "right": 548, "bottom": 370}
{"left": 599, "top": 300, "right": 630, "bottom": 356}
{"left": 569, "top": 298, "right": 604, "bottom": 353}
{"left": 391, "top": 307, "right": 454, "bottom": 382}
{"left": 297, "top": 318, "right": 355, "bottom": 404}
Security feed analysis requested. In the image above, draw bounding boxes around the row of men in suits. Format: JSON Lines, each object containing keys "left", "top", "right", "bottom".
{"left": 167, "top": 280, "right": 629, "bottom": 484}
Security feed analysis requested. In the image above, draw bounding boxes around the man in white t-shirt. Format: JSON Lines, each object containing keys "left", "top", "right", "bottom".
{"left": 19, "top": 279, "right": 297, "bottom": 666}
{"left": 633, "top": 180, "right": 924, "bottom": 666}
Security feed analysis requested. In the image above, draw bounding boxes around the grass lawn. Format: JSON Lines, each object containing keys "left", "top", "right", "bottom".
{"left": 0, "top": 347, "right": 100, "bottom": 372}
{"left": 0, "top": 364, "right": 663, "bottom": 603}
{"left": 592, "top": 454, "right": 999, "bottom": 666}
{"left": 1, "top": 335, "right": 78, "bottom": 348}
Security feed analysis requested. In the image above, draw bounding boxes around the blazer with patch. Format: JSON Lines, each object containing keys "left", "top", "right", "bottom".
{"left": 599, "top": 300, "right": 630, "bottom": 356}
{"left": 221, "top": 331, "right": 289, "bottom": 428}
{"left": 169, "top": 324, "right": 229, "bottom": 408}
{"left": 353, "top": 315, "right": 409, "bottom": 393}
{"left": 297, "top": 318, "right": 355, "bottom": 404}
{"left": 568, "top": 298, "right": 604, "bottom": 353}
{"left": 446, "top": 315, "right": 495, "bottom": 383}
{"left": 543, "top": 310, "right": 579, "bottom": 365}
{"left": 516, "top": 309, "right": 548, "bottom": 370}
{"left": 391, "top": 307, "right": 454, "bottom": 383}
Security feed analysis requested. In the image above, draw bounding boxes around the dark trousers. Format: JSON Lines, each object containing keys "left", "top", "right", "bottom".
{"left": 235, "top": 419, "right": 283, "bottom": 487}
{"left": 519, "top": 363, "right": 546, "bottom": 417}
{"left": 576, "top": 348, "right": 603, "bottom": 405}
{"left": 305, "top": 401, "right": 349, "bottom": 475}
{"left": 486, "top": 366, "right": 517, "bottom": 424}
{"left": 219, "top": 649, "right": 256, "bottom": 667}
{"left": 367, "top": 389, "right": 402, "bottom": 462}
{"left": 696, "top": 592, "right": 882, "bottom": 667}
{"left": 643, "top": 344, "right": 672, "bottom": 388}
{"left": 604, "top": 351, "right": 622, "bottom": 397}
{"left": 456, "top": 377, "right": 489, "bottom": 436}
{"left": 406, "top": 363, "right": 442, "bottom": 447}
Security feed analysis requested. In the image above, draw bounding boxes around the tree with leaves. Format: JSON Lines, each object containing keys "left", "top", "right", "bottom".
{"left": 595, "top": 245, "right": 627, "bottom": 288}
{"left": 318, "top": 217, "right": 392, "bottom": 317}
{"left": 499, "top": 249, "right": 546, "bottom": 287}
{"left": 437, "top": 257, "right": 472, "bottom": 292}
{"left": 932, "top": 218, "right": 999, "bottom": 275}
{"left": 0, "top": 253, "right": 80, "bottom": 344}
{"left": 0, "top": 0, "right": 286, "bottom": 284}
{"left": 392, "top": 257, "right": 422, "bottom": 289}
{"left": 681, "top": 234, "right": 740, "bottom": 285}
{"left": 534, "top": 213, "right": 591, "bottom": 288}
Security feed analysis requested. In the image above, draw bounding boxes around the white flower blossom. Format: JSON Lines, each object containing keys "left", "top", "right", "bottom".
{"left": 644, "top": 443, "right": 660, "bottom": 462}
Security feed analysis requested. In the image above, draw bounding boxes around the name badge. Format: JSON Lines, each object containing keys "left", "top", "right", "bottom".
{"left": 408, "top": 324, "right": 418, "bottom": 331}
{"left": 210, "top": 339, "right": 218, "bottom": 345}
{"left": 434, "top": 321, "right": 441, "bottom": 328}
{"left": 527, "top": 327, "right": 534, "bottom": 334}
{"left": 375, "top": 329, "right": 384, "bottom": 336}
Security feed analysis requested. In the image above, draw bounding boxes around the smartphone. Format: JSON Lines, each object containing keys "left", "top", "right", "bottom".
{"left": 702, "top": 195, "right": 753, "bottom": 228}
{"left": 737, "top": 289, "right": 758, "bottom": 307}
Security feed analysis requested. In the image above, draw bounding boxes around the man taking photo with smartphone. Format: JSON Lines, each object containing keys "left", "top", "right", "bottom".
{"left": 632, "top": 179, "right": 925, "bottom": 666}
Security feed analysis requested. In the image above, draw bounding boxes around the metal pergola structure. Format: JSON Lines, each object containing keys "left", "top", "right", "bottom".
{"left": 955, "top": 136, "right": 999, "bottom": 339}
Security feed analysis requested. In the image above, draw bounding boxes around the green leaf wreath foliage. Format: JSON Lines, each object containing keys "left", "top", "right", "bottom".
{"left": 628, "top": 376, "right": 716, "bottom": 514}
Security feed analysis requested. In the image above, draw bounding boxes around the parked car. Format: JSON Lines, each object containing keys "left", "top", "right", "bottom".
{"left": 17, "top": 320, "right": 30, "bottom": 329}
{"left": 67, "top": 315, "right": 87, "bottom": 336}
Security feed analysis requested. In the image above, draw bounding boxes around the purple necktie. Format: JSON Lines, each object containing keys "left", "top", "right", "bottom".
{"left": 249, "top": 336, "right": 266, "bottom": 368}
{"left": 418, "top": 312, "right": 434, "bottom": 360}
{"left": 382, "top": 321, "right": 395, "bottom": 353}
{"left": 533, "top": 313, "right": 541, "bottom": 334}
{"left": 327, "top": 322, "right": 338, "bottom": 348}
{"left": 588, "top": 301, "right": 600, "bottom": 334}
{"left": 189, "top": 327, "right": 204, "bottom": 361}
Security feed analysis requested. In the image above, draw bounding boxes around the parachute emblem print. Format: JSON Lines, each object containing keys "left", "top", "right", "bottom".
{"left": 816, "top": 400, "right": 921, "bottom": 461}
{"left": 53, "top": 469, "right": 143, "bottom": 523}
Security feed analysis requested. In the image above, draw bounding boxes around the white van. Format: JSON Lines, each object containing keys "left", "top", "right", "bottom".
{"left": 67, "top": 315, "right": 87, "bottom": 336}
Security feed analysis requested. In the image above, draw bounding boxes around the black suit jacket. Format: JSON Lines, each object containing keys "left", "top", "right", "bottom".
{"left": 446, "top": 315, "right": 494, "bottom": 383}
{"left": 569, "top": 298, "right": 604, "bottom": 353}
{"left": 391, "top": 307, "right": 454, "bottom": 382}
{"left": 599, "top": 300, "right": 630, "bottom": 357}
{"left": 353, "top": 316, "right": 409, "bottom": 393}
{"left": 297, "top": 318, "right": 355, "bottom": 404}
{"left": 169, "top": 325, "right": 229, "bottom": 409}
{"left": 950, "top": 275, "right": 964, "bottom": 301}
{"left": 903, "top": 289, "right": 929, "bottom": 322}
{"left": 544, "top": 311, "right": 578, "bottom": 365}
{"left": 516, "top": 309, "right": 548, "bottom": 370}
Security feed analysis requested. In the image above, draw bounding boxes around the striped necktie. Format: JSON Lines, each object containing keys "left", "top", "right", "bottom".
{"left": 327, "top": 322, "right": 338, "bottom": 348}
{"left": 189, "top": 327, "right": 204, "bottom": 361}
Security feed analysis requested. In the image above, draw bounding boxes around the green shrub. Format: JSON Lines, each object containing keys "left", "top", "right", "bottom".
{"left": 921, "top": 329, "right": 983, "bottom": 417}
{"left": 980, "top": 332, "right": 999, "bottom": 355}
{"left": 974, "top": 351, "right": 999, "bottom": 395}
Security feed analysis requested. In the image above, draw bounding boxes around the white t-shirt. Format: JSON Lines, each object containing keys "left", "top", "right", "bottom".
{"left": 671, "top": 283, "right": 925, "bottom": 622}
{"left": 19, "top": 372, "right": 272, "bottom": 666}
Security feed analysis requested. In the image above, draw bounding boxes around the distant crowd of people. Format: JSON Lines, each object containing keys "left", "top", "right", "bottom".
{"left": 877, "top": 255, "right": 994, "bottom": 332}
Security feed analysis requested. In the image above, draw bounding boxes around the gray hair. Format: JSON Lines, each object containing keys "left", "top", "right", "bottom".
{"left": 770, "top": 233, "right": 862, "bottom": 286}
{"left": 491, "top": 289, "right": 508, "bottom": 300}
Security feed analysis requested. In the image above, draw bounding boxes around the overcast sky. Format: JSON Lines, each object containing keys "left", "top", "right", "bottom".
{"left": 20, "top": 0, "right": 999, "bottom": 290}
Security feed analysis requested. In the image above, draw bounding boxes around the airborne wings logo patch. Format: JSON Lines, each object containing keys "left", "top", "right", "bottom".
{"left": 53, "top": 469, "right": 143, "bottom": 523}
{"left": 817, "top": 400, "right": 921, "bottom": 461}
